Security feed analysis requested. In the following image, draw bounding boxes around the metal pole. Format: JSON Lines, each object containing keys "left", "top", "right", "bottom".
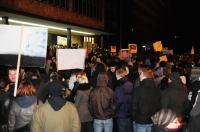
{"left": 2, "top": 16, "right": 9, "bottom": 24}
{"left": 67, "top": 28, "right": 71, "bottom": 48}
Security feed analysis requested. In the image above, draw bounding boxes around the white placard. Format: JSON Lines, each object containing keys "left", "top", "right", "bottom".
{"left": 0, "top": 24, "right": 48, "bottom": 57}
{"left": 57, "top": 49, "right": 86, "bottom": 70}
{"left": 0, "top": 24, "right": 48, "bottom": 67}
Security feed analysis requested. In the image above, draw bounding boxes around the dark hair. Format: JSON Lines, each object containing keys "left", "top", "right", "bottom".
{"left": 0, "top": 78, "right": 7, "bottom": 90}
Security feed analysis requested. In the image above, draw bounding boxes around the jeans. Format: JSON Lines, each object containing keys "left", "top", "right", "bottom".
{"left": 117, "top": 118, "right": 132, "bottom": 132}
{"left": 133, "top": 122, "right": 153, "bottom": 132}
{"left": 93, "top": 118, "right": 113, "bottom": 132}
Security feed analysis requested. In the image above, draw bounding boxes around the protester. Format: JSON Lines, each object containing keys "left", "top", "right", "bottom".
{"left": 151, "top": 109, "right": 183, "bottom": 132}
{"left": 132, "top": 66, "right": 161, "bottom": 132}
{"left": 31, "top": 80, "right": 81, "bottom": 132}
{"left": 89, "top": 72, "right": 116, "bottom": 132}
{"left": 115, "top": 68, "right": 133, "bottom": 132}
{"left": 5, "top": 67, "right": 17, "bottom": 96}
{"left": 75, "top": 73, "right": 93, "bottom": 132}
{"left": 161, "top": 70, "right": 189, "bottom": 117}
{"left": 8, "top": 80, "right": 37, "bottom": 132}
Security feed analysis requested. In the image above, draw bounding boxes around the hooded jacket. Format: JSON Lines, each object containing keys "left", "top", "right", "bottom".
{"left": 31, "top": 101, "right": 81, "bottom": 132}
{"left": 88, "top": 73, "right": 116, "bottom": 120}
{"left": 8, "top": 96, "right": 36, "bottom": 131}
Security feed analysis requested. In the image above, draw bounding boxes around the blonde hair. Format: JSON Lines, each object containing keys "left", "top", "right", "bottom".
{"left": 76, "top": 71, "right": 88, "bottom": 84}
{"left": 116, "top": 68, "right": 127, "bottom": 78}
{"left": 77, "top": 75, "right": 88, "bottom": 84}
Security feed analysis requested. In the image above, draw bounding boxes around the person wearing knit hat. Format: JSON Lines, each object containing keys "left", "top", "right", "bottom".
{"left": 151, "top": 109, "right": 182, "bottom": 132}
{"left": 31, "top": 80, "right": 81, "bottom": 132}
{"left": 46, "top": 80, "right": 66, "bottom": 111}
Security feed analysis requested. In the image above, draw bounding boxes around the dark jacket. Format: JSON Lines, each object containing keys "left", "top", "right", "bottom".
{"left": 75, "top": 83, "right": 93, "bottom": 122}
{"left": 188, "top": 114, "right": 200, "bottom": 132}
{"left": 188, "top": 81, "right": 200, "bottom": 112}
{"left": 161, "top": 80, "right": 189, "bottom": 116}
{"left": 107, "top": 70, "right": 117, "bottom": 90}
{"left": 115, "top": 77, "right": 133, "bottom": 118}
{"left": 132, "top": 78, "right": 161, "bottom": 124}
{"left": 88, "top": 73, "right": 116, "bottom": 120}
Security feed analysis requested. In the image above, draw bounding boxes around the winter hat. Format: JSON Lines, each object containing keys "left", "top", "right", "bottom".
{"left": 47, "top": 80, "right": 66, "bottom": 111}
{"left": 151, "top": 109, "right": 177, "bottom": 128}
{"left": 47, "top": 80, "right": 64, "bottom": 97}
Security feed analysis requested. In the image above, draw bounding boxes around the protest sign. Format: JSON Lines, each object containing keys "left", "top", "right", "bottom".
{"left": 57, "top": 49, "right": 86, "bottom": 70}
{"left": 0, "top": 24, "right": 48, "bottom": 67}
{"left": 128, "top": 44, "right": 137, "bottom": 54}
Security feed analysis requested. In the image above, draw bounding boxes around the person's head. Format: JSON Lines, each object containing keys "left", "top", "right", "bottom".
{"left": 8, "top": 67, "right": 17, "bottom": 83}
{"left": 151, "top": 109, "right": 182, "bottom": 129}
{"left": 47, "top": 80, "right": 65, "bottom": 97}
{"left": 68, "top": 71, "right": 86, "bottom": 89}
{"left": 0, "top": 78, "right": 7, "bottom": 91}
{"left": 116, "top": 68, "right": 127, "bottom": 80}
{"left": 138, "top": 66, "right": 153, "bottom": 81}
{"left": 110, "top": 66, "right": 116, "bottom": 73}
{"left": 17, "top": 80, "right": 36, "bottom": 96}
{"left": 77, "top": 72, "right": 88, "bottom": 84}
{"left": 96, "top": 72, "right": 109, "bottom": 86}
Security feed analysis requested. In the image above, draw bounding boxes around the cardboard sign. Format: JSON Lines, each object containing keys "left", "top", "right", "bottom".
{"left": 191, "top": 46, "right": 194, "bottom": 55}
{"left": 111, "top": 45, "right": 117, "bottom": 53}
{"left": 128, "top": 44, "right": 137, "bottom": 54}
{"left": 57, "top": 49, "right": 86, "bottom": 70}
{"left": 0, "top": 24, "right": 48, "bottom": 67}
{"left": 119, "top": 49, "right": 130, "bottom": 60}
{"left": 159, "top": 55, "right": 168, "bottom": 62}
{"left": 153, "top": 41, "right": 163, "bottom": 52}
{"left": 168, "top": 50, "right": 173, "bottom": 55}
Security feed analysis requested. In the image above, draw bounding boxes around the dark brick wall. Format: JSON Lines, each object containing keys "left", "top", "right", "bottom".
{"left": 0, "top": 0, "right": 104, "bottom": 30}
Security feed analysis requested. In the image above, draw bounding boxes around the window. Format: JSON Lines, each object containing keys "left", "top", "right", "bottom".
{"left": 72, "top": 0, "right": 103, "bottom": 20}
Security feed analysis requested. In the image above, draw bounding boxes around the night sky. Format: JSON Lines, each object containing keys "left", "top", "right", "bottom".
{"left": 121, "top": 0, "right": 200, "bottom": 53}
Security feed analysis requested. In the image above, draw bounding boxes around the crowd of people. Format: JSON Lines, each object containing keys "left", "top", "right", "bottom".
{"left": 0, "top": 49, "right": 200, "bottom": 132}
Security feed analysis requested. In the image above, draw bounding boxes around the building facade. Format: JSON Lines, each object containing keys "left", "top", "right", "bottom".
{"left": 0, "top": 0, "right": 107, "bottom": 48}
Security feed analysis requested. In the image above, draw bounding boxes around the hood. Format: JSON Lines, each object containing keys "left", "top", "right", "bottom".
{"left": 16, "top": 96, "right": 36, "bottom": 108}
{"left": 96, "top": 73, "right": 109, "bottom": 87}
{"left": 48, "top": 96, "right": 66, "bottom": 111}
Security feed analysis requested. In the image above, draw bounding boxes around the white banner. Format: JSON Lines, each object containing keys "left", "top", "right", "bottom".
{"left": 0, "top": 24, "right": 48, "bottom": 67}
{"left": 57, "top": 49, "right": 86, "bottom": 70}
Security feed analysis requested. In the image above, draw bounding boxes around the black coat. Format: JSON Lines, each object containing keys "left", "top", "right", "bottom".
{"left": 161, "top": 80, "right": 189, "bottom": 116}
{"left": 132, "top": 78, "right": 161, "bottom": 124}
{"left": 188, "top": 114, "right": 200, "bottom": 132}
